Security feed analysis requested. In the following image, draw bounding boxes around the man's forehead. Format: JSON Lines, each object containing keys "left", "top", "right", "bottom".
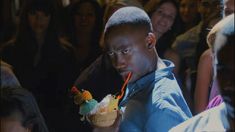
{"left": 105, "top": 29, "right": 145, "bottom": 42}
{"left": 104, "top": 28, "right": 147, "bottom": 48}
{"left": 105, "top": 26, "right": 146, "bottom": 40}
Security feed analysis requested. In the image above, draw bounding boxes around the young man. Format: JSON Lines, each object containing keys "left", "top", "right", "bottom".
{"left": 170, "top": 13, "right": 234, "bottom": 131}
{"left": 94, "top": 6, "right": 192, "bottom": 132}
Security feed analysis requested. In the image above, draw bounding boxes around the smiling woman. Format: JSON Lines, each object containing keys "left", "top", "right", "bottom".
{"left": 151, "top": 0, "right": 177, "bottom": 39}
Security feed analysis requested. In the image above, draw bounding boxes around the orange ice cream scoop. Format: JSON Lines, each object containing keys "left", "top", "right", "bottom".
{"left": 82, "top": 90, "right": 93, "bottom": 101}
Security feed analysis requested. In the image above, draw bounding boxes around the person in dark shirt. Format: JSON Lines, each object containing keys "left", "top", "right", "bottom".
{"left": 0, "top": 0, "right": 77, "bottom": 131}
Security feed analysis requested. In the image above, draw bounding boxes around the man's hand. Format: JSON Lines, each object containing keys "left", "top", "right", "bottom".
{"left": 93, "top": 110, "right": 122, "bottom": 132}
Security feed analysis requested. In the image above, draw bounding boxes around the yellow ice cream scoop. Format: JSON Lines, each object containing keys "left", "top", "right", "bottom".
{"left": 88, "top": 94, "right": 119, "bottom": 127}
{"left": 108, "top": 95, "right": 119, "bottom": 112}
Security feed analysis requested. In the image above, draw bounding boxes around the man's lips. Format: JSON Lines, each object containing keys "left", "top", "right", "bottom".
{"left": 119, "top": 71, "right": 132, "bottom": 79}
{"left": 120, "top": 72, "right": 128, "bottom": 78}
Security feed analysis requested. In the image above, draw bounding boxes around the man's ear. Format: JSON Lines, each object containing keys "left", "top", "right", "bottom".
{"left": 146, "top": 32, "right": 156, "bottom": 49}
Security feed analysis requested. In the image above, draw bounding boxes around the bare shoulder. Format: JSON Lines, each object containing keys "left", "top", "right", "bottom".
{"left": 199, "top": 49, "right": 213, "bottom": 62}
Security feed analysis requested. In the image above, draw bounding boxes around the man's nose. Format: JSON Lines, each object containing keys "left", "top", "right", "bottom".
{"left": 114, "top": 54, "right": 126, "bottom": 70}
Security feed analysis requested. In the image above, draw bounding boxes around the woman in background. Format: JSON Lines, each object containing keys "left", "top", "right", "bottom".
{"left": 66, "top": 0, "right": 103, "bottom": 72}
{"left": 0, "top": 0, "right": 77, "bottom": 131}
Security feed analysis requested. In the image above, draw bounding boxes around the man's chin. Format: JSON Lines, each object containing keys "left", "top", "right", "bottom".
{"left": 120, "top": 73, "right": 134, "bottom": 83}
{"left": 127, "top": 79, "right": 134, "bottom": 83}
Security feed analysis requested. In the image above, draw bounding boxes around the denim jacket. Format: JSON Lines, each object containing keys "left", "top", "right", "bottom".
{"left": 119, "top": 60, "right": 192, "bottom": 132}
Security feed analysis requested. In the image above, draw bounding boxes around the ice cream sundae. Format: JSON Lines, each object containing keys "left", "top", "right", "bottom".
{"left": 71, "top": 72, "right": 132, "bottom": 127}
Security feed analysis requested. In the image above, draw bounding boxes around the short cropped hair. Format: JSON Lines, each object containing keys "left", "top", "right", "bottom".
{"left": 104, "top": 7, "right": 153, "bottom": 37}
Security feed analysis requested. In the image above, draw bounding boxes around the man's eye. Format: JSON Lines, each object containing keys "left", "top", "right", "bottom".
{"left": 122, "top": 49, "right": 130, "bottom": 54}
{"left": 107, "top": 51, "right": 114, "bottom": 56}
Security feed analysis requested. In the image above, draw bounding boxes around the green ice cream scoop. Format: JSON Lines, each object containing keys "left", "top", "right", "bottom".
{"left": 79, "top": 99, "right": 98, "bottom": 115}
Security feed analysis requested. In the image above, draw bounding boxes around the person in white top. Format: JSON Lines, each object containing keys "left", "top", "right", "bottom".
{"left": 170, "top": 13, "right": 234, "bottom": 132}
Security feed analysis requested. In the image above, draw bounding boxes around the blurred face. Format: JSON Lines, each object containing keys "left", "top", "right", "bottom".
{"left": 180, "top": 0, "right": 198, "bottom": 23}
{"left": 151, "top": 2, "right": 177, "bottom": 38}
{"left": 105, "top": 26, "right": 156, "bottom": 83}
{"left": 74, "top": 2, "right": 96, "bottom": 33}
{"left": 224, "top": 0, "right": 235, "bottom": 16}
{"left": 198, "top": 0, "right": 222, "bottom": 20}
{"left": 1, "top": 113, "right": 31, "bottom": 132}
{"left": 216, "top": 44, "right": 235, "bottom": 106}
{"left": 28, "top": 10, "right": 50, "bottom": 35}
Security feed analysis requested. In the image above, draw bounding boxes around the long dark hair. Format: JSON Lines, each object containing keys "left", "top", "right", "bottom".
{"left": 156, "top": 0, "right": 182, "bottom": 34}
{"left": 68, "top": 0, "right": 103, "bottom": 47}
{"left": 150, "top": 0, "right": 182, "bottom": 57}
{"left": 9, "top": 0, "right": 65, "bottom": 58}
{"left": 15, "top": 0, "right": 59, "bottom": 52}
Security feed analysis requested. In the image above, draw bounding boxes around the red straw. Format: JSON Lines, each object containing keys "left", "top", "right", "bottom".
{"left": 117, "top": 72, "right": 132, "bottom": 99}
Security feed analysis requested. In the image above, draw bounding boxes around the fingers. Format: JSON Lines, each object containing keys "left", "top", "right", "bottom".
{"left": 92, "top": 110, "right": 122, "bottom": 132}
{"left": 112, "top": 110, "right": 122, "bottom": 127}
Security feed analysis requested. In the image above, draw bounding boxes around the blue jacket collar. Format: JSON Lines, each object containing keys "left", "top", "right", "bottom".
{"left": 119, "top": 59, "right": 175, "bottom": 106}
